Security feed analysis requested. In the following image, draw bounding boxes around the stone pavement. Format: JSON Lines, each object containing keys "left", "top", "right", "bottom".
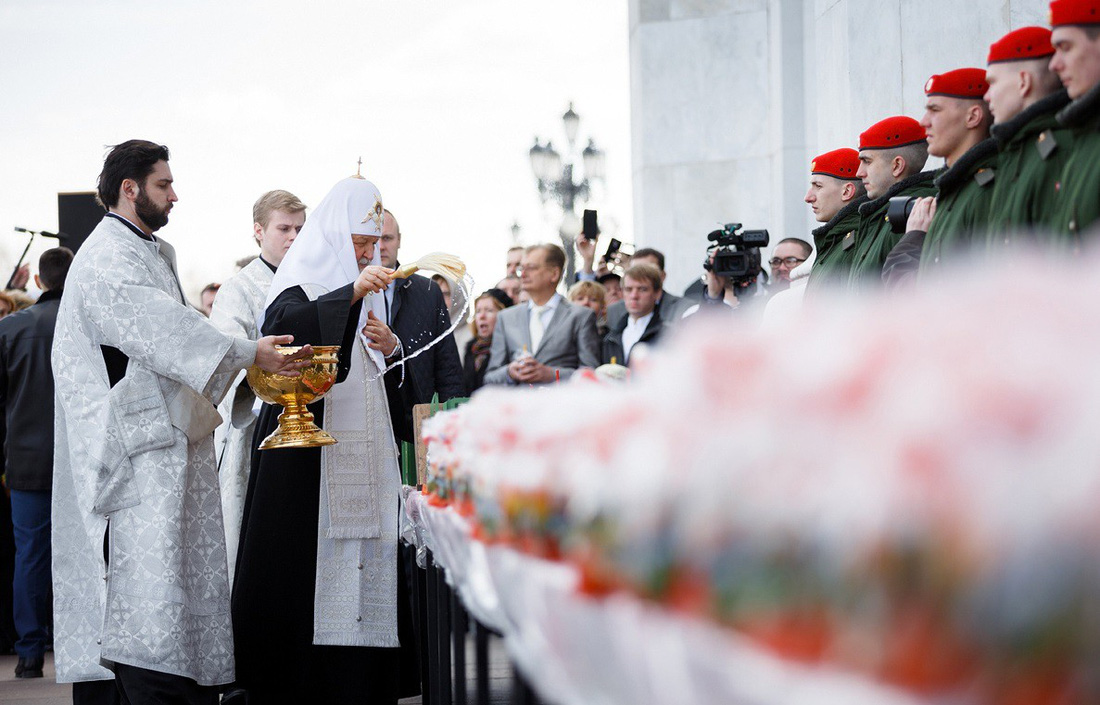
{"left": 0, "top": 635, "right": 515, "bottom": 705}
{"left": 0, "top": 652, "right": 66, "bottom": 704}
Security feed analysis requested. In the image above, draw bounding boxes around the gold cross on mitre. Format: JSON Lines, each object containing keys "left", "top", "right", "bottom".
{"left": 351, "top": 156, "right": 364, "bottom": 179}
{"left": 362, "top": 198, "right": 384, "bottom": 228}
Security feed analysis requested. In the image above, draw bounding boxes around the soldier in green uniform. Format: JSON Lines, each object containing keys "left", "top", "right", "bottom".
{"left": 846, "top": 116, "right": 937, "bottom": 292}
{"left": 803, "top": 148, "right": 867, "bottom": 295}
{"left": 917, "top": 69, "right": 997, "bottom": 272}
{"left": 1049, "top": 0, "right": 1100, "bottom": 239}
{"left": 885, "top": 69, "right": 997, "bottom": 285}
{"left": 983, "top": 26, "right": 1072, "bottom": 244}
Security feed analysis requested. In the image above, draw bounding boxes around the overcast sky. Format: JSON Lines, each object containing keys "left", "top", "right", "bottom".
{"left": 0, "top": 0, "right": 631, "bottom": 303}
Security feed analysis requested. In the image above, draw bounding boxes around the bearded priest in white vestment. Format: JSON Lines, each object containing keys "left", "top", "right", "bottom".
{"left": 51, "top": 140, "right": 311, "bottom": 700}
{"left": 232, "top": 177, "right": 411, "bottom": 703}
{"left": 209, "top": 190, "right": 306, "bottom": 581}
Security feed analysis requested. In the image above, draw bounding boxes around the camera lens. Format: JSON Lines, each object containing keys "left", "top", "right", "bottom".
{"left": 886, "top": 196, "right": 918, "bottom": 235}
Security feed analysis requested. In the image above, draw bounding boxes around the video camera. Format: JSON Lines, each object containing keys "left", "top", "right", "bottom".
{"left": 703, "top": 223, "right": 770, "bottom": 285}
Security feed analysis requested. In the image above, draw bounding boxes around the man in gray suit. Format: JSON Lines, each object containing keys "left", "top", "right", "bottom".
{"left": 484, "top": 244, "right": 600, "bottom": 385}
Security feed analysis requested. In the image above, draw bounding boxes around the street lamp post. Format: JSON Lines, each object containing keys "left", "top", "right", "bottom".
{"left": 529, "top": 102, "right": 605, "bottom": 284}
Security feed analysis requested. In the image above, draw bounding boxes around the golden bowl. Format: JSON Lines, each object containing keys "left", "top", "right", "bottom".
{"left": 247, "top": 345, "right": 341, "bottom": 450}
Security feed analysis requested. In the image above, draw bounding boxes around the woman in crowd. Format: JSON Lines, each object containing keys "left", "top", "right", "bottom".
{"left": 568, "top": 280, "right": 609, "bottom": 337}
{"left": 463, "top": 288, "right": 511, "bottom": 394}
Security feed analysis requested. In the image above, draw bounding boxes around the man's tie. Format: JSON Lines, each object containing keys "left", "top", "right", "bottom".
{"left": 529, "top": 305, "right": 546, "bottom": 353}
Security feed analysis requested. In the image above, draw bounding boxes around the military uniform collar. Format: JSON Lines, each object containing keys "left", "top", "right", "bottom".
{"left": 858, "top": 169, "right": 940, "bottom": 217}
{"left": 1057, "top": 80, "right": 1100, "bottom": 131}
{"left": 812, "top": 194, "right": 868, "bottom": 239}
{"left": 992, "top": 89, "right": 1070, "bottom": 146}
{"left": 933, "top": 138, "right": 998, "bottom": 197}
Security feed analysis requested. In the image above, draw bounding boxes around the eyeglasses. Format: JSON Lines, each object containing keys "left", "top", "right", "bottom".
{"left": 768, "top": 256, "right": 807, "bottom": 267}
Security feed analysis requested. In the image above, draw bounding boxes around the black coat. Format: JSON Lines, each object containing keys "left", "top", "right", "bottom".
{"left": 601, "top": 310, "right": 665, "bottom": 367}
{"left": 235, "top": 283, "right": 407, "bottom": 702}
{"left": 0, "top": 289, "right": 62, "bottom": 491}
{"left": 386, "top": 273, "right": 464, "bottom": 424}
{"left": 462, "top": 336, "right": 490, "bottom": 394}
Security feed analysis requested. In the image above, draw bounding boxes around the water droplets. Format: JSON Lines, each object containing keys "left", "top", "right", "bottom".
{"left": 364, "top": 272, "right": 475, "bottom": 381}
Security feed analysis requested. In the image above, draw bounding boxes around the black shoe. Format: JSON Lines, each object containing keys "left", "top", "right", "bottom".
{"left": 15, "top": 656, "right": 44, "bottom": 678}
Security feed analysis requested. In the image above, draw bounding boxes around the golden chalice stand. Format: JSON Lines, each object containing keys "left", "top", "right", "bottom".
{"left": 247, "top": 345, "right": 341, "bottom": 450}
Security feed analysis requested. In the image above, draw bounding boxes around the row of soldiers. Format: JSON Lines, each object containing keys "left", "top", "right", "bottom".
{"left": 799, "top": 0, "right": 1100, "bottom": 294}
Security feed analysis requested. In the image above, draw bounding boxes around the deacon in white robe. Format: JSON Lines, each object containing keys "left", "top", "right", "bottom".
{"left": 209, "top": 191, "right": 307, "bottom": 579}
{"left": 209, "top": 257, "right": 274, "bottom": 580}
{"left": 51, "top": 144, "right": 311, "bottom": 691}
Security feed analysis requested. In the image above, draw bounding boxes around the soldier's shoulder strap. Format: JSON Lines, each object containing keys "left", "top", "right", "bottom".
{"left": 841, "top": 230, "right": 857, "bottom": 251}
{"left": 974, "top": 167, "right": 995, "bottom": 187}
{"left": 1036, "top": 129, "right": 1059, "bottom": 160}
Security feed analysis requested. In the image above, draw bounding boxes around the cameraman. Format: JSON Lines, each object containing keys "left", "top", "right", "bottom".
{"left": 686, "top": 249, "right": 765, "bottom": 315}
{"left": 682, "top": 225, "right": 770, "bottom": 318}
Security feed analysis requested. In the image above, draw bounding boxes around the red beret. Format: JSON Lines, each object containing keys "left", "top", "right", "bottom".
{"left": 1050, "top": 0, "right": 1100, "bottom": 26}
{"left": 810, "top": 148, "right": 861, "bottom": 179}
{"left": 859, "top": 116, "right": 927, "bottom": 150}
{"left": 988, "top": 27, "right": 1054, "bottom": 63}
{"left": 924, "top": 68, "right": 990, "bottom": 99}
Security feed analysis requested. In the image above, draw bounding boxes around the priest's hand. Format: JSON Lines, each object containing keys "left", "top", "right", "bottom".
{"left": 353, "top": 266, "right": 394, "bottom": 301}
{"left": 255, "top": 335, "right": 313, "bottom": 377}
{"left": 362, "top": 311, "right": 400, "bottom": 357}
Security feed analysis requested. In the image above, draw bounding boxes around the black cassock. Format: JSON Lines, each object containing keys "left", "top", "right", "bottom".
{"left": 231, "top": 283, "right": 417, "bottom": 704}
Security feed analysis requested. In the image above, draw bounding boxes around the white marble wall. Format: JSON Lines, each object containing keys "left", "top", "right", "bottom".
{"left": 630, "top": 0, "right": 1049, "bottom": 293}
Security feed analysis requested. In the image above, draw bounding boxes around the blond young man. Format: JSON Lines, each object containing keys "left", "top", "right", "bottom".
{"left": 209, "top": 189, "right": 307, "bottom": 579}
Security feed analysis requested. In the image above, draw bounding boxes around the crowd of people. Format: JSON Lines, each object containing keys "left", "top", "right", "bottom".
{"left": 0, "top": 2, "right": 1099, "bottom": 704}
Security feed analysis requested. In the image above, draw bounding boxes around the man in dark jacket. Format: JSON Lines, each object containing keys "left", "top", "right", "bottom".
{"left": 379, "top": 211, "right": 464, "bottom": 441}
{"left": 602, "top": 248, "right": 687, "bottom": 327}
{"left": 0, "top": 247, "right": 73, "bottom": 678}
{"left": 602, "top": 264, "right": 666, "bottom": 367}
